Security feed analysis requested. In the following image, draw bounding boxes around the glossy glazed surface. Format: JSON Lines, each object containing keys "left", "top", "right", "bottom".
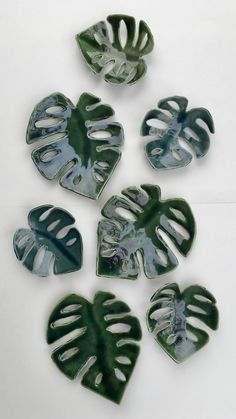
{"left": 141, "top": 96, "right": 214, "bottom": 169}
{"left": 27, "top": 92, "right": 124, "bottom": 199}
{"left": 146, "top": 283, "right": 219, "bottom": 363}
{"left": 47, "top": 291, "right": 141, "bottom": 404}
{"left": 97, "top": 184, "right": 195, "bottom": 279}
{"left": 76, "top": 14, "right": 154, "bottom": 85}
{"left": 13, "top": 205, "right": 83, "bottom": 276}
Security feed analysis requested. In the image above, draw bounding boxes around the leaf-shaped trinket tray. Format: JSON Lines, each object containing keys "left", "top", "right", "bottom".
{"left": 76, "top": 14, "right": 154, "bottom": 85}
{"left": 27, "top": 92, "right": 124, "bottom": 199}
{"left": 141, "top": 96, "right": 214, "bottom": 169}
{"left": 13, "top": 205, "right": 83, "bottom": 276}
{"left": 97, "top": 184, "right": 195, "bottom": 279}
{"left": 47, "top": 291, "right": 141, "bottom": 404}
{"left": 146, "top": 283, "right": 219, "bottom": 363}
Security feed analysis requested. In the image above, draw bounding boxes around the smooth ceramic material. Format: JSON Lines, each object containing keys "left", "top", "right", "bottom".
{"left": 27, "top": 92, "right": 124, "bottom": 199}
{"left": 47, "top": 291, "right": 142, "bottom": 404}
{"left": 141, "top": 96, "right": 214, "bottom": 169}
{"left": 76, "top": 14, "right": 154, "bottom": 85}
{"left": 13, "top": 205, "right": 83, "bottom": 276}
{"left": 146, "top": 283, "right": 219, "bottom": 363}
{"left": 97, "top": 184, "right": 195, "bottom": 279}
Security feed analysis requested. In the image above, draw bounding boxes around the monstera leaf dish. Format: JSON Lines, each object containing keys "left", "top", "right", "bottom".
{"left": 97, "top": 184, "right": 195, "bottom": 279}
{"left": 26, "top": 92, "right": 124, "bottom": 199}
{"left": 76, "top": 14, "right": 154, "bottom": 85}
{"left": 146, "top": 283, "right": 219, "bottom": 363}
{"left": 141, "top": 96, "right": 214, "bottom": 169}
{"left": 47, "top": 291, "right": 142, "bottom": 404}
{"left": 13, "top": 205, "right": 83, "bottom": 277}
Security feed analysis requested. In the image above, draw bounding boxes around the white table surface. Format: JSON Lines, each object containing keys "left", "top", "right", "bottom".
{"left": 0, "top": 0, "right": 236, "bottom": 418}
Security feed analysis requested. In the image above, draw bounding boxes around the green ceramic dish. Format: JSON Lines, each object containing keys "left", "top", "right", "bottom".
{"left": 141, "top": 96, "right": 214, "bottom": 170}
{"left": 97, "top": 184, "right": 195, "bottom": 279}
{"left": 76, "top": 14, "right": 154, "bottom": 85}
{"left": 27, "top": 92, "right": 124, "bottom": 199}
{"left": 146, "top": 283, "right": 219, "bottom": 362}
{"left": 13, "top": 205, "right": 83, "bottom": 276}
{"left": 47, "top": 291, "right": 142, "bottom": 404}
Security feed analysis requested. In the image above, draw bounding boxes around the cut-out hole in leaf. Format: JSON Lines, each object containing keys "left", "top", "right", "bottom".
{"left": 76, "top": 14, "right": 154, "bottom": 85}
{"left": 90, "top": 130, "right": 112, "bottom": 139}
{"left": 119, "top": 19, "right": 128, "bottom": 49}
{"left": 66, "top": 237, "right": 77, "bottom": 247}
{"left": 51, "top": 315, "right": 81, "bottom": 328}
{"left": 40, "top": 149, "right": 61, "bottom": 163}
{"left": 146, "top": 283, "right": 219, "bottom": 363}
{"left": 13, "top": 205, "right": 83, "bottom": 277}
{"left": 47, "top": 219, "right": 61, "bottom": 232}
{"left": 35, "top": 118, "right": 64, "bottom": 128}
{"left": 146, "top": 119, "right": 168, "bottom": 130}
{"left": 116, "top": 356, "right": 131, "bottom": 365}
{"left": 106, "top": 323, "right": 131, "bottom": 333}
{"left": 169, "top": 207, "right": 186, "bottom": 222}
{"left": 61, "top": 304, "right": 82, "bottom": 314}
{"left": 47, "top": 292, "right": 141, "bottom": 404}
{"left": 151, "top": 147, "right": 161, "bottom": 156}
{"left": 97, "top": 161, "right": 110, "bottom": 168}
{"left": 46, "top": 106, "right": 65, "bottom": 114}
{"left": 26, "top": 92, "right": 124, "bottom": 200}
{"left": 141, "top": 95, "right": 215, "bottom": 170}
{"left": 115, "top": 368, "right": 126, "bottom": 382}
{"left": 97, "top": 184, "right": 195, "bottom": 279}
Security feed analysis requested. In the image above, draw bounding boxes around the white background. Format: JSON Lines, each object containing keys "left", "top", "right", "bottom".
{"left": 0, "top": 0, "right": 236, "bottom": 418}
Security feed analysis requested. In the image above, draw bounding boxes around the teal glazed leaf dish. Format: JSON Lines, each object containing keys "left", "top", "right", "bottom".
{"left": 146, "top": 283, "right": 219, "bottom": 363}
{"left": 13, "top": 205, "right": 83, "bottom": 277}
{"left": 141, "top": 96, "right": 214, "bottom": 169}
{"left": 76, "top": 14, "right": 154, "bottom": 85}
{"left": 27, "top": 92, "right": 124, "bottom": 199}
{"left": 47, "top": 291, "right": 142, "bottom": 404}
{"left": 97, "top": 184, "right": 195, "bottom": 279}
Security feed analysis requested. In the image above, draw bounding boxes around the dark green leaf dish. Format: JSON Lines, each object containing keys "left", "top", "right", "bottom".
{"left": 146, "top": 283, "right": 219, "bottom": 363}
{"left": 13, "top": 205, "right": 83, "bottom": 276}
{"left": 97, "top": 184, "right": 195, "bottom": 279}
{"left": 141, "top": 96, "right": 214, "bottom": 169}
{"left": 76, "top": 14, "right": 154, "bottom": 85}
{"left": 47, "top": 291, "right": 141, "bottom": 404}
{"left": 27, "top": 92, "right": 124, "bottom": 199}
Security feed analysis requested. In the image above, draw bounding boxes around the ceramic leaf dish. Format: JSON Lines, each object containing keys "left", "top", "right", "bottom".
{"left": 76, "top": 14, "right": 154, "bottom": 85}
{"left": 97, "top": 184, "right": 195, "bottom": 279}
{"left": 146, "top": 283, "right": 219, "bottom": 362}
{"left": 141, "top": 96, "right": 214, "bottom": 170}
{"left": 13, "top": 205, "right": 83, "bottom": 276}
{"left": 47, "top": 291, "right": 142, "bottom": 404}
{"left": 27, "top": 92, "right": 124, "bottom": 199}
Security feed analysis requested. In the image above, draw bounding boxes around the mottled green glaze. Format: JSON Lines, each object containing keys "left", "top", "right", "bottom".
{"left": 47, "top": 291, "right": 141, "bottom": 404}
{"left": 27, "top": 92, "right": 124, "bottom": 199}
{"left": 97, "top": 184, "right": 195, "bottom": 279}
{"left": 13, "top": 205, "right": 83, "bottom": 277}
{"left": 76, "top": 14, "right": 154, "bottom": 85}
{"left": 147, "top": 283, "right": 219, "bottom": 363}
{"left": 141, "top": 96, "right": 215, "bottom": 169}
